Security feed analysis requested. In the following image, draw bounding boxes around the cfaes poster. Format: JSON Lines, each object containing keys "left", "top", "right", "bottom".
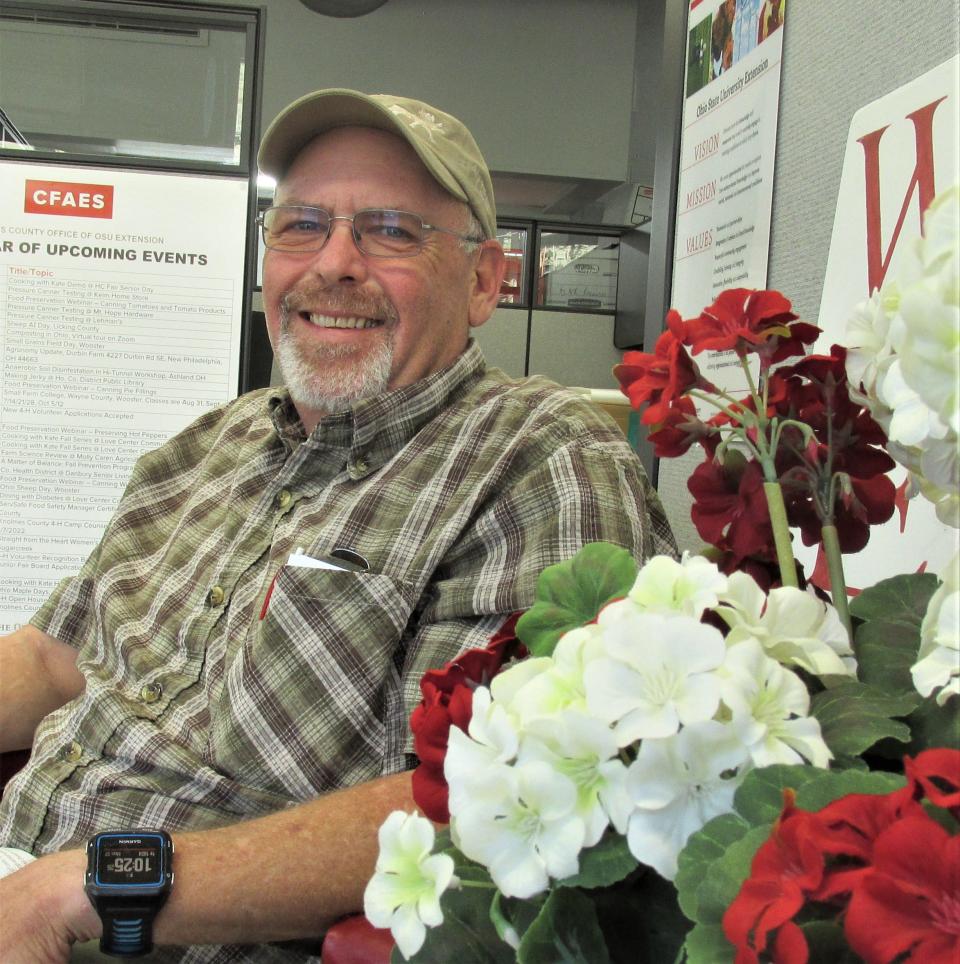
{"left": 0, "top": 161, "right": 249, "bottom": 631}
{"left": 672, "top": 0, "right": 786, "bottom": 393}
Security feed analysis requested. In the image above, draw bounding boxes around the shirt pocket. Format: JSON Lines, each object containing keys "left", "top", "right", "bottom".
{"left": 209, "top": 566, "right": 417, "bottom": 800}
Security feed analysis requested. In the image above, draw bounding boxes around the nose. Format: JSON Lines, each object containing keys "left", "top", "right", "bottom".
{"left": 302, "top": 217, "right": 368, "bottom": 284}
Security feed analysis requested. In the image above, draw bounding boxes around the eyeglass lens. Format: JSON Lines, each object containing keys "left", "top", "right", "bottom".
{"left": 261, "top": 207, "right": 427, "bottom": 257}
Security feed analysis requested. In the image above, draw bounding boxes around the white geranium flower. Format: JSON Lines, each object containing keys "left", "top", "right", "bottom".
{"left": 444, "top": 686, "right": 518, "bottom": 816}
{"left": 912, "top": 551, "right": 960, "bottom": 705}
{"left": 626, "top": 552, "right": 728, "bottom": 618}
{"left": 623, "top": 721, "right": 750, "bottom": 880}
{"left": 520, "top": 709, "right": 633, "bottom": 844}
{"left": 844, "top": 185, "right": 959, "bottom": 521}
{"left": 720, "top": 639, "right": 832, "bottom": 768}
{"left": 452, "top": 760, "right": 585, "bottom": 898}
{"left": 493, "top": 624, "right": 605, "bottom": 726}
{"left": 894, "top": 185, "right": 960, "bottom": 434}
{"left": 717, "top": 572, "right": 857, "bottom": 678}
{"left": 584, "top": 611, "right": 725, "bottom": 744}
{"left": 879, "top": 359, "right": 948, "bottom": 448}
{"left": 845, "top": 287, "right": 898, "bottom": 400}
{"left": 364, "top": 811, "right": 456, "bottom": 960}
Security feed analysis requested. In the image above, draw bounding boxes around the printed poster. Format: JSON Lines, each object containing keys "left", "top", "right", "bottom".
{"left": 673, "top": 0, "right": 786, "bottom": 393}
{"left": 0, "top": 161, "right": 249, "bottom": 630}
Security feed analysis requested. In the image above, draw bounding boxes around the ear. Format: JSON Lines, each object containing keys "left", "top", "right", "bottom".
{"left": 467, "top": 241, "right": 507, "bottom": 328}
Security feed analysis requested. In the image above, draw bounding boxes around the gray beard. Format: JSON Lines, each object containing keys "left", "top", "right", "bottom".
{"left": 275, "top": 295, "right": 395, "bottom": 415}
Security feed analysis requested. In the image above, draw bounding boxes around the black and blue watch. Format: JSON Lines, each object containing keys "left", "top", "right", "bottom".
{"left": 84, "top": 830, "right": 174, "bottom": 958}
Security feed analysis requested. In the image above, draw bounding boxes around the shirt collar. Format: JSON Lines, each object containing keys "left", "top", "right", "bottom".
{"left": 267, "top": 340, "right": 487, "bottom": 475}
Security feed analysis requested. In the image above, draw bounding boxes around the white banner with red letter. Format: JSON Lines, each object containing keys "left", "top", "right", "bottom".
{"left": 815, "top": 55, "right": 959, "bottom": 588}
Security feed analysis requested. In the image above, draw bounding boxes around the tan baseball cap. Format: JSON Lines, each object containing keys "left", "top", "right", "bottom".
{"left": 257, "top": 88, "right": 497, "bottom": 240}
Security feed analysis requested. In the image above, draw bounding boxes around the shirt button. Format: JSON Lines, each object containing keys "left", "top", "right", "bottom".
{"left": 140, "top": 682, "right": 163, "bottom": 704}
{"left": 207, "top": 585, "right": 225, "bottom": 606}
{"left": 277, "top": 489, "right": 292, "bottom": 509}
{"left": 62, "top": 741, "right": 83, "bottom": 763}
{"left": 352, "top": 457, "right": 369, "bottom": 475}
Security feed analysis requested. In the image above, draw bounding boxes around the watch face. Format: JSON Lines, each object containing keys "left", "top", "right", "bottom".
{"left": 95, "top": 833, "right": 166, "bottom": 886}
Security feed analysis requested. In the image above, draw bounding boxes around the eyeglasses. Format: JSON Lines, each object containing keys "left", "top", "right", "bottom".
{"left": 258, "top": 206, "right": 484, "bottom": 258}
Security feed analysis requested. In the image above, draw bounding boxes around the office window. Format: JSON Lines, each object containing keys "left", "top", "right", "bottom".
{"left": 0, "top": 3, "right": 252, "bottom": 169}
{"left": 496, "top": 224, "right": 528, "bottom": 306}
{"left": 536, "top": 230, "right": 620, "bottom": 311}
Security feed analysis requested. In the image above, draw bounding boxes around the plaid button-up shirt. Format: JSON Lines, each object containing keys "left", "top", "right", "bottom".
{"left": 0, "top": 342, "right": 676, "bottom": 962}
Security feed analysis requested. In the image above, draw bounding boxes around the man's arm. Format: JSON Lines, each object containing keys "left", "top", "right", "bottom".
{"left": 0, "top": 770, "right": 415, "bottom": 961}
{"left": 0, "top": 626, "right": 84, "bottom": 752}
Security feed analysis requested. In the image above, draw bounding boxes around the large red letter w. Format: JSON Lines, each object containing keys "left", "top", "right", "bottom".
{"left": 857, "top": 96, "right": 946, "bottom": 294}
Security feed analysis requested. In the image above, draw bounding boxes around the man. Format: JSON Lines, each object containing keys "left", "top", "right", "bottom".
{"left": 0, "top": 89, "right": 675, "bottom": 962}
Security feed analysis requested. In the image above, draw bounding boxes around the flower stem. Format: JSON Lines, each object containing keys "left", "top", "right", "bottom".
{"left": 821, "top": 523, "right": 853, "bottom": 641}
{"left": 763, "top": 481, "right": 799, "bottom": 588}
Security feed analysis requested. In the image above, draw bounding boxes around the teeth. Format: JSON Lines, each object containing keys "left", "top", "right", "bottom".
{"left": 307, "top": 314, "right": 378, "bottom": 329}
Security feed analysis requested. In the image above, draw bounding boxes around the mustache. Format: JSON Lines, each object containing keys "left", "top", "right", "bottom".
{"left": 280, "top": 283, "right": 398, "bottom": 326}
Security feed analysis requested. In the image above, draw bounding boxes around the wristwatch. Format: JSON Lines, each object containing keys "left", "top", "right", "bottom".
{"left": 84, "top": 830, "right": 174, "bottom": 957}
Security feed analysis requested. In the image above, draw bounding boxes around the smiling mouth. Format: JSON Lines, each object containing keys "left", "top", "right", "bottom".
{"left": 302, "top": 312, "right": 381, "bottom": 329}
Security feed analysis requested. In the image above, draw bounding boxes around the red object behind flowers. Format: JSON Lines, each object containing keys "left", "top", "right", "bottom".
{"left": 722, "top": 749, "right": 960, "bottom": 964}
{"left": 409, "top": 614, "right": 524, "bottom": 823}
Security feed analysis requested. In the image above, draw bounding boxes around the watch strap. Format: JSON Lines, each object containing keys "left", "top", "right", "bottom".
{"left": 97, "top": 902, "right": 161, "bottom": 957}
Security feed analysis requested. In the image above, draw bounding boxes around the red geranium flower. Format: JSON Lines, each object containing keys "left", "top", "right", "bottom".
{"left": 844, "top": 814, "right": 960, "bottom": 964}
{"left": 647, "top": 397, "right": 719, "bottom": 458}
{"left": 614, "top": 310, "right": 710, "bottom": 421}
{"left": 810, "top": 785, "right": 923, "bottom": 899}
{"left": 906, "top": 748, "right": 960, "bottom": 818}
{"left": 409, "top": 614, "right": 523, "bottom": 822}
{"left": 688, "top": 454, "right": 776, "bottom": 563}
{"left": 723, "top": 793, "right": 821, "bottom": 964}
{"left": 685, "top": 289, "right": 818, "bottom": 367}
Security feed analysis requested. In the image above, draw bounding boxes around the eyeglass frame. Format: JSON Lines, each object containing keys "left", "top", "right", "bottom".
{"left": 256, "top": 205, "right": 486, "bottom": 259}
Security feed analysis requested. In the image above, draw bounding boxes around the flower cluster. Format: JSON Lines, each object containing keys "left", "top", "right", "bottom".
{"left": 364, "top": 548, "right": 855, "bottom": 957}
{"left": 614, "top": 287, "right": 897, "bottom": 594}
{"left": 844, "top": 185, "right": 960, "bottom": 528}
{"left": 445, "top": 553, "right": 847, "bottom": 891}
{"left": 723, "top": 748, "right": 960, "bottom": 964}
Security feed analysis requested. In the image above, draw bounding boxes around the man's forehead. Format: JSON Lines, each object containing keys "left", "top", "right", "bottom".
{"left": 278, "top": 126, "right": 460, "bottom": 208}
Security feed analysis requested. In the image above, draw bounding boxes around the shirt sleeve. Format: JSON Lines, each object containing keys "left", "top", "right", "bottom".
{"left": 386, "top": 427, "right": 677, "bottom": 768}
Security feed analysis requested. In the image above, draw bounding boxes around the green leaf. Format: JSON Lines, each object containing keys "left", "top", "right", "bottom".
{"left": 675, "top": 813, "right": 751, "bottom": 922}
{"left": 793, "top": 768, "right": 906, "bottom": 812}
{"left": 693, "top": 824, "right": 772, "bottom": 925}
{"left": 402, "top": 881, "right": 515, "bottom": 963}
{"left": 849, "top": 571, "right": 939, "bottom": 625}
{"left": 800, "top": 920, "right": 862, "bottom": 963}
{"left": 557, "top": 832, "right": 638, "bottom": 889}
{"left": 518, "top": 888, "right": 611, "bottom": 964}
{"left": 682, "top": 923, "right": 734, "bottom": 964}
{"left": 592, "top": 869, "right": 690, "bottom": 964}
{"left": 905, "top": 693, "right": 960, "bottom": 754}
{"left": 854, "top": 617, "right": 923, "bottom": 696}
{"left": 811, "top": 680, "right": 919, "bottom": 757}
{"left": 516, "top": 543, "right": 638, "bottom": 656}
{"left": 731, "top": 764, "right": 825, "bottom": 826}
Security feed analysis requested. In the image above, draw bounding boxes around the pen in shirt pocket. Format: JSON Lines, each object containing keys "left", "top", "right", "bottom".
{"left": 259, "top": 546, "right": 370, "bottom": 619}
